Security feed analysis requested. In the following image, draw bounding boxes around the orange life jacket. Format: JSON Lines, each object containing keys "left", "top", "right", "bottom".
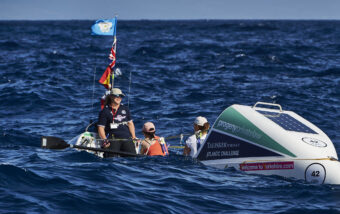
{"left": 146, "top": 136, "right": 169, "bottom": 156}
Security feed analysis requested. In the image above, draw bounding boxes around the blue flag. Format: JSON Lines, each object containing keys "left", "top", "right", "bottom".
{"left": 91, "top": 18, "right": 117, "bottom": 36}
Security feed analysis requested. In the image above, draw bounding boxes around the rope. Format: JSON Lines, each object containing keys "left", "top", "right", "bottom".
{"left": 91, "top": 130, "right": 191, "bottom": 149}
{"left": 165, "top": 133, "right": 191, "bottom": 140}
{"left": 169, "top": 146, "right": 185, "bottom": 149}
{"left": 127, "top": 70, "right": 132, "bottom": 108}
{"left": 91, "top": 66, "right": 96, "bottom": 117}
{"left": 95, "top": 133, "right": 191, "bottom": 141}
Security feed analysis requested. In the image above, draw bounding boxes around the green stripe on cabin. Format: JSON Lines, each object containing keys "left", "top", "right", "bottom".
{"left": 213, "top": 107, "right": 296, "bottom": 157}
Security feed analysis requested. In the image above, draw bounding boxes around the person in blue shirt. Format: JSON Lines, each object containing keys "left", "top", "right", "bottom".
{"left": 97, "top": 88, "right": 136, "bottom": 156}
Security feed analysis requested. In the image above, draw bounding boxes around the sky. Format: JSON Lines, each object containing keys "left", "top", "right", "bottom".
{"left": 1, "top": 0, "right": 340, "bottom": 20}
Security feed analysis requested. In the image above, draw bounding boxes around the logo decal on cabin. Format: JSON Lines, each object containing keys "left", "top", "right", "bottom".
{"left": 302, "top": 137, "right": 327, "bottom": 147}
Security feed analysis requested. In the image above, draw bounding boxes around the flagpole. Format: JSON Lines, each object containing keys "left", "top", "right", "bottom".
{"left": 111, "top": 16, "right": 118, "bottom": 90}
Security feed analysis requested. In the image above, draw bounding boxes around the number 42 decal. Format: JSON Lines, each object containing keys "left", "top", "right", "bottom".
{"left": 311, "top": 171, "right": 320, "bottom": 177}
{"left": 305, "top": 164, "right": 325, "bottom": 184}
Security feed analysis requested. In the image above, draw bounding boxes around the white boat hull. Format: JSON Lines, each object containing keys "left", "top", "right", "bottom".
{"left": 196, "top": 102, "right": 340, "bottom": 185}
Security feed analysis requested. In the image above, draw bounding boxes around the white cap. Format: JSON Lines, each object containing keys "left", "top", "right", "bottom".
{"left": 110, "top": 88, "right": 125, "bottom": 97}
{"left": 194, "top": 116, "right": 208, "bottom": 126}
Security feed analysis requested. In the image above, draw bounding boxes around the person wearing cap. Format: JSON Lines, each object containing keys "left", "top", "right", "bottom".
{"left": 140, "top": 122, "right": 168, "bottom": 156}
{"left": 183, "top": 116, "right": 210, "bottom": 158}
{"left": 97, "top": 88, "right": 137, "bottom": 156}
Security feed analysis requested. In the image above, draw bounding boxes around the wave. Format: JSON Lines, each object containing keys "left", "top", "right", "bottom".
{"left": 0, "top": 41, "right": 21, "bottom": 50}
{"left": 0, "top": 128, "right": 40, "bottom": 147}
{"left": 0, "top": 163, "right": 70, "bottom": 187}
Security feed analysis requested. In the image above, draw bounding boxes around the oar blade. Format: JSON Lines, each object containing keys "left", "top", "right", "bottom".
{"left": 41, "top": 136, "right": 70, "bottom": 149}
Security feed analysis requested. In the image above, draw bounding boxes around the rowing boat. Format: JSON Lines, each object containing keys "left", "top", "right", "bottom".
{"left": 195, "top": 102, "right": 340, "bottom": 184}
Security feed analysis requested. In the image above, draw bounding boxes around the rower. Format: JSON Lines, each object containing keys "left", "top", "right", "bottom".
{"left": 140, "top": 122, "right": 168, "bottom": 156}
{"left": 97, "top": 88, "right": 137, "bottom": 157}
{"left": 183, "top": 116, "right": 210, "bottom": 157}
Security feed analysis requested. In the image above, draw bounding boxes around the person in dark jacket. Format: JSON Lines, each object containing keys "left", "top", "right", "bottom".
{"left": 97, "top": 88, "right": 136, "bottom": 156}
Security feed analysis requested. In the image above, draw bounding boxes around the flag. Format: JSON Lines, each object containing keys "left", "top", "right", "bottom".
{"left": 99, "top": 66, "right": 112, "bottom": 89}
{"left": 91, "top": 17, "right": 117, "bottom": 36}
{"left": 108, "top": 41, "right": 116, "bottom": 68}
{"left": 94, "top": 16, "right": 118, "bottom": 89}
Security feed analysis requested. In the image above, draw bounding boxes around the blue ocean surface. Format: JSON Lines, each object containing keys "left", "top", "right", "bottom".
{"left": 0, "top": 20, "right": 339, "bottom": 213}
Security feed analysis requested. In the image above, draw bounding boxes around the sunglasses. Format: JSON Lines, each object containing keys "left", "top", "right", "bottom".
{"left": 113, "top": 95, "right": 123, "bottom": 98}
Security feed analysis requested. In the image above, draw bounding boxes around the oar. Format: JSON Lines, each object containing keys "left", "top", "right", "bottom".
{"left": 165, "top": 134, "right": 190, "bottom": 140}
{"left": 169, "top": 146, "right": 185, "bottom": 149}
{"left": 41, "top": 136, "right": 142, "bottom": 157}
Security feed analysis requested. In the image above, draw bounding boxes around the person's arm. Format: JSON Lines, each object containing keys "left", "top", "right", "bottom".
{"left": 97, "top": 109, "right": 110, "bottom": 148}
{"left": 125, "top": 107, "right": 136, "bottom": 139}
{"left": 140, "top": 140, "right": 149, "bottom": 155}
{"left": 97, "top": 109, "right": 107, "bottom": 140}
{"left": 98, "top": 125, "right": 110, "bottom": 148}
{"left": 183, "top": 145, "right": 191, "bottom": 156}
{"left": 127, "top": 120, "right": 136, "bottom": 139}
{"left": 98, "top": 126, "right": 106, "bottom": 139}
{"left": 183, "top": 135, "right": 194, "bottom": 156}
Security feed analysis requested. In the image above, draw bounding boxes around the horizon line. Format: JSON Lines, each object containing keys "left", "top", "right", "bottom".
{"left": 1, "top": 18, "right": 340, "bottom": 21}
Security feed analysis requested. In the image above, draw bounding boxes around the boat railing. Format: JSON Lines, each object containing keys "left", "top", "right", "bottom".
{"left": 252, "top": 102, "right": 283, "bottom": 112}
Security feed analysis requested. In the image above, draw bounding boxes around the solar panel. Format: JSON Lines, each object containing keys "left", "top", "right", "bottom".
{"left": 256, "top": 110, "right": 317, "bottom": 134}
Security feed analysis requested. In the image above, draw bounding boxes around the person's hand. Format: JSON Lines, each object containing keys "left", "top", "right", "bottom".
{"left": 132, "top": 138, "right": 141, "bottom": 147}
{"left": 132, "top": 138, "right": 140, "bottom": 143}
{"left": 101, "top": 139, "right": 110, "bottom": 148}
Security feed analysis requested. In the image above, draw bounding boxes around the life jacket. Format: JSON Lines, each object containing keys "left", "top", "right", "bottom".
{"left": 146, "top": 136, "right": 169, "bottom": 156}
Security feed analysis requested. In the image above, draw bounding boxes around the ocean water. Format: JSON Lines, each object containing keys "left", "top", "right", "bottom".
{"left": 0, "top": 20, "right": 339, "bottom": 213}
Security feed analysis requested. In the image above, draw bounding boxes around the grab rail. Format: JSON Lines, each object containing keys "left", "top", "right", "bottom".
{"left": 252, "top": 102, "right": 283, "bottom": 112}
{"left": 85, "top": 120, "right": 96, "bottom": 132}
